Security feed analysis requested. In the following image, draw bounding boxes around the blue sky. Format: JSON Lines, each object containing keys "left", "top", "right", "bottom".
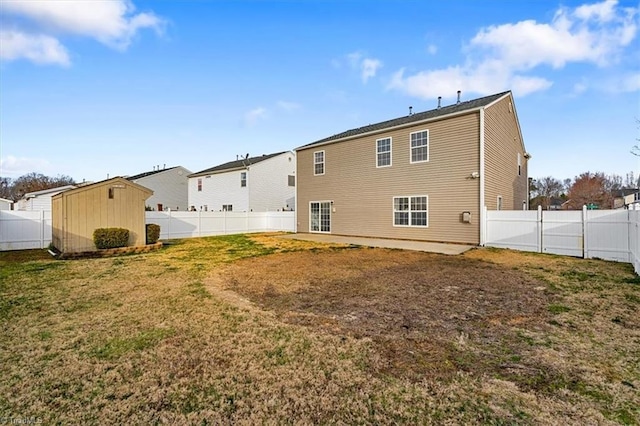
{"left": 1, "top": 0, "right": 639, "bottom": 184}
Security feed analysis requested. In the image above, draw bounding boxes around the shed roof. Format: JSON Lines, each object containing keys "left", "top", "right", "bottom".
{"left": 298, "top": 91, "right": 511, "bottom": 150}
{"left": 127, "top": 166, "right": 181, "bottom": 181}
{"left": 52, "top": 177, "right": 152, "bottom": 198}
{"left": 189, "top": 151, "right": 287, "bottom": 177}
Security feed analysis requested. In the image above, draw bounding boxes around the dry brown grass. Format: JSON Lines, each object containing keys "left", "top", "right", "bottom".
{"left": 0, "top": 234, "right": 638, "bottom": 424}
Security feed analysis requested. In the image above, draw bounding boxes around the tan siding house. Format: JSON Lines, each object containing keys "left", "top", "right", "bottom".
{"left": 52, "top": 177, "right": 152, "bottom": 253}
{"left": 296, "top": 91, "right": 529, "bottom": 245}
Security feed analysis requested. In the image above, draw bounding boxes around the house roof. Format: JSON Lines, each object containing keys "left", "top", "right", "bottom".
{"left": 614, "top": 188, "right": 640, "bottom": 197}
{"left": 298, "top": 91, "right": 511, "bottom": 150}
{"left": 23, "top": 185, "right": 77, "bottom": 199}
{"left": 126, "top": 166, "right": 180, "bottom": 181}
{"left": 189, "top": 152, "right": 287, "bottom": 177}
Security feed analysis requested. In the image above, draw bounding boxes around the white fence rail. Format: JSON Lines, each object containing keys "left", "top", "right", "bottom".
{"left": 0, "top": 211, "right": 295, "bottom": 251}
{"left": 486, "top": 207, "right": 638, "bottom": 272}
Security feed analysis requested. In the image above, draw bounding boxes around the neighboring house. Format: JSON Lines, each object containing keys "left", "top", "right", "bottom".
{"left": 188, "top": 151, "right": 296, "bottom": 212}
{"left": 0, "top": 198, "right": 13, "bottom": 210}
{"left": 613, "top": 189, "right": 640, "bottom": 209}
{"left": 530, "top": 195, "right": 565, "bottom": 210}
{"left": 127, "top": 166, "right": 192, "bottom": 211}
{"left": 52, "top": 177, "right": 152, "bottom": 253}
{"left": 295, "top": 90, "right": 529, "bottom": 245}
{"left": 16, "top": 185, "right": 77, "bottom": 211}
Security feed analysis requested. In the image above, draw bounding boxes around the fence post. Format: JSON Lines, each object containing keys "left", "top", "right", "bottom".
{"left": 223, "top": 210, "right": 227, "bottom": 235}
{"left": 198, "top": 210, "right": 202, "bottom": 237}
{"left": 167, "top": 209, "right": 172, "bottom": 240}
{"left": 582, "top": 205, "right": 588, "bottom": 259}
{"left": 40, "top": 209, "right": 45, "bottom": 249}
{"left": 537, "top": 205, "right": 543, "bottom": 253}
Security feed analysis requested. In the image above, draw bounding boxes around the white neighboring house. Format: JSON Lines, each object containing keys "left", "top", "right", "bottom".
{"left": 188, "top": 151, "right": 296, "bottom": 212}
{"left": 127, "top": 166, "right": 192, "bottom": 211}
{"left": 16, "top": 185, "right": 77, "bottom": 211}
{"left": 0, "top": 198, "right": 13, "bottom": 210}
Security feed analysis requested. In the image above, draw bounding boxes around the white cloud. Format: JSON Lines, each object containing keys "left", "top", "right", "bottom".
{"left": 0, "top": 155, "right": 52, "bottom": 177}
{"left": 0, "top": 30, "right": 70, "bottom": 66}
{"left": 0, "top": 0, "right": 165, "bottom": 65}
{"left": 389, "top": 0, "right": 638, "bottom": 99}
{"left": 243, "top": 107, "right": 268, "bottom": 127}
{"left": 276, "top": 101, "right": 301, "bottom": 111}
{"left": 342, "top": 51, "right": 383, "bottom": 83}
{"left": 361, "top": 58, "right": 382, "bottom": 83}
{"left": 427, "top": 44, "right": 438, "bottom": 55}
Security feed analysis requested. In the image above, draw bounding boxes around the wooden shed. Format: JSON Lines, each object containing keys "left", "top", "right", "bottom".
{"left": 52, "top": 177, "right": 152, "bottom": 253}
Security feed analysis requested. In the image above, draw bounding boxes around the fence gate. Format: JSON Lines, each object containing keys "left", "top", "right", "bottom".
{"left": 541, "top": 211, "right": 583, "bottom": 257}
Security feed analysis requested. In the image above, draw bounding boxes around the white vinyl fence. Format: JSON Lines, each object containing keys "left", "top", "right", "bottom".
{"left": 145, "top": 211, "right": 295, "bottom": 240}
{"left": 0, "top": 210, "right": 52, "bottom": 251}
{"left": 0, "top": 211, "right": 295, "bottom": 251}
{"left": 486, "top": 206, "right": 640, "bottom": 274}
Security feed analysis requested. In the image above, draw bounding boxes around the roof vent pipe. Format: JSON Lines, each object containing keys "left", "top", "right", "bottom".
{"left": 437, "top": 97, "right": 442, "bottom": 109}
{"left": 409, "top": 106, "right": 413, "bottom": 116}
{"left": 457, "top": 90, "right": 461, "bottom": 104}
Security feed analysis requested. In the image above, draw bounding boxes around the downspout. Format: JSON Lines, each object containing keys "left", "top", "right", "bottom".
{"left": 294, "top": 152, "right": 298, "bottom": 233}
{"left": 479, "top": 108, "right": 486, "bottom": 246}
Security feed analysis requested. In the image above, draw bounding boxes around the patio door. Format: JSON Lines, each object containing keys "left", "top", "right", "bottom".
{"left": 310, "top": 201, "right": 331, "bottom": 233}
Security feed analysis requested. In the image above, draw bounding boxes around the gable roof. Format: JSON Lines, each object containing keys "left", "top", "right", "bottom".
{"left": 52, "top": 177, "right": 152, "bottom": 199}
{"left": 127, "top": 166, "right": 180, "bottom": 181}
{"left": 298, "top": 91, "right": 511, "bottom": 150}
{"left": 23, "top": 185, "right": 77, "bottom": 199}
{"left": 189, "top": 152, "right": 287, "bottom": 177}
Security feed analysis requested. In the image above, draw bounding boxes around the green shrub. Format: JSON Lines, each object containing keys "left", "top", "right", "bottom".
{"left": 146, "top": 224, "right": 160, "bottom": 244}
{"left": 93, "top": 228, "right": 130, "bottom": 249}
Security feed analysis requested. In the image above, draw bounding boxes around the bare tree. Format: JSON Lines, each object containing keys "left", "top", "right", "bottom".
{"left": 530, "top": 176, "right": 564, "bottom": 209}
{"left": 6, "top": 173, "right": 75, "bottom": 201}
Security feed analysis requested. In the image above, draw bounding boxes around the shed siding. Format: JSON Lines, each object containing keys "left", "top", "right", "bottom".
{"left": 484, "top": 95, "right": 528, "bottom": 210}
{"left": 132, "top": 166, "right": 190, "bottom": 211}
{"left": 52, "top": 178, "right": 150, "bottom": 253}
{"left": 249, "top": 153, "right": 296, "bottom": 211}
{"left": 51, "top": 196, "right": 62, "bottom": 249}
{"left": 297, "top": 113, "right": 481, "bottom": 244}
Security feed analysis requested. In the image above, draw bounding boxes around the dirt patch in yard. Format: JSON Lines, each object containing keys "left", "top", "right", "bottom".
{"left": 214, "top": 247, "right": 554, "bottom": 384}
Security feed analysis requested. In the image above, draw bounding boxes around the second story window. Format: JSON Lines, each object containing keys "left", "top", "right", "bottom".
{"left": 376, "top": 137, "right": 392, "bottom": 167}
{"left": 197, "top": 178, "right": 202, "bottom": 192}
{"left": 240, "top": 172, "right": 247, "bottom": 187}
{"left": 410, "top": 130, "right": 429, "bottom": 163}
{"left": 518, "top": 153, "right": 522, "bottom": 176}
{"left": 288, "top": 175, "right": 295, "bottom": 186}
{"left": 314, "top": 151, "right": 325, "bottom": 176}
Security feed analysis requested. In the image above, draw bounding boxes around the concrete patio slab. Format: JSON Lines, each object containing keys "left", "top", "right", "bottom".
{"left": 278, "top": 233, "right": 475, "bottom": 255}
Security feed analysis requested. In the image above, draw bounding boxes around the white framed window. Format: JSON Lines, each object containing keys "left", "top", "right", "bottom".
{"left": 410, "top": 130, "right": 429, "bottom": 163}
{"left": 288, "top": 175, "right": 295, "bottom": 187}
{"left": 517, "top": 153, "right": 522, "bottom": 176}
{"left": 376, "top": 137, "right": 392, "bottom": 168}
{"left": 314, "top": 151, "right": 325, "bottom": 176}
{"left": 240, "top": 172, "right": 247, "bottom": 187}
{"left": 197, "top": 178, "right": 202, "bottom": 192}
{"left": 497, "top": 196, "right": 503, "bottom": 211}
{"left": 393, "top": 196, "right": 428, "bottom": 227}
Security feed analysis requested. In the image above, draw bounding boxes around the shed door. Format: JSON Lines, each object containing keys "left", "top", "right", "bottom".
{"left": 310, "top": 201, "right": 331, "bottom": 233}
